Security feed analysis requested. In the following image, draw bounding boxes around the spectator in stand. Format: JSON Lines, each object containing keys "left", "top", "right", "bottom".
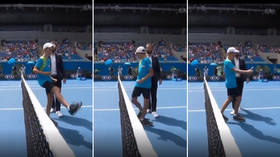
{"left": 76, "top": 67, "right": 82, "bottom": 79}
{"left": 188, "top": 41, "right": 273, "bottom": 64}
{"left": 95, "top": 40, "right": 179, "bottom": 62}
{"left": 109, "top": 66, "right": 114, "bottom": 78}
{"left": 0, "top": 40, "right": 87, "bottom": 62}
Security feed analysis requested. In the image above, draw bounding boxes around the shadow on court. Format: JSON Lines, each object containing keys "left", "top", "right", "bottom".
{"left": 154, "top": 115, "right": 186, "bottom": 130}
{"left": 55, "top": 115, "right": 92, "bottom": 130}
{"left": 58, "top": 126, "right": 92, "bottom": 149}
{"left": 228, "top": 122, "right": 280, "bottom": 144}
{"left": 239, "top": 109, "right": 276, "bottom": 125}
{"left": 145, "top": 126, "right": 186, "bottom": 148}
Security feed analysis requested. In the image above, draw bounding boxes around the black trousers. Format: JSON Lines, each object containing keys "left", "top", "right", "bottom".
{"left": 51, "top": 75, "right": 62, "bottom": 111}
{"left": 149, "top": 77, "right": 158, "bottom": 112}
{"left": 232, "top": 77, "right": 244, "bottom": 109}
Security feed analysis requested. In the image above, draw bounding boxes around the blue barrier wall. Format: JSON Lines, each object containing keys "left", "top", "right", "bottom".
{"left": 94, "top": 62, "right": 187, "bottom": 76}
{"left": 1, "top": 61, "right": 92, "bottom": 75}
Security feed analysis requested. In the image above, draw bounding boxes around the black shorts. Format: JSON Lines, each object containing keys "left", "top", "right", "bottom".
{"left": 236, "top": 78, "right": 244, "bottom": 96}
{"left": 237, "top": 84, "right": 243, "bottom": 96}
{"left": 42, "top": 81, "right": 56, "bottom": 94}
{"left": 132, "top": 87, "right": 150, "bottom": 99}
{"left": 51, "top": 75, "right": 62, "bottom": 88}
{"left": 227, "top": 87, "right": 241, "bottom": 98}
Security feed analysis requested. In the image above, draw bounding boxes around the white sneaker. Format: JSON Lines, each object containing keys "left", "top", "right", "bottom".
{"left": 50, "top": 108, "right": 55, "bottom": 113}
{"left": 147, "top": 109, "right": 151, "bottom": 113}
{"left": 56, "top": 111, "right": 63, "bottom": 118}
{"left": 152, "top": 111, "right": 159, "bottom": 118}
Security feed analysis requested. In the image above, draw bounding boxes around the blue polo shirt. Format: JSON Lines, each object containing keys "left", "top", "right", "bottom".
{"left": 135, "top": 57, "right": 152, "bottom": 88}
{"left": 224, "top": 58, "right": 237, "bottom": 89}
{"left": 35, "top": 56, "right": 51, "bottom": 86}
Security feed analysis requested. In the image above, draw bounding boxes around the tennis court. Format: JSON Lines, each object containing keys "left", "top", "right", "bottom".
{"left": 0, "top": 79, "right": 92, "bottom": 157}
{"left": 94, "top": 80, "right": 186, "bottom": 157}
{"left": 189, "top": 81, "right": 280, "bottom": 157}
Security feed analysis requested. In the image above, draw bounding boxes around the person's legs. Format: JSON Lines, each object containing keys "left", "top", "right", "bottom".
{"left": 232, "top": 87, "right": 245, "bottom": 121}
{"left": 43, "top": 82, "right": 54, "bottom": 115}
{"left": 51, "top": 96, "right": 56, "bottom": 111}
{"left": 132, "top": 97, "right": 142, "bottom": 112}
{"left": 131, "top": 87, "right": 142, "bottom": 112}
{"left": 56, "top": 87, "right": 61, "bottom": 111}
{"left": 232, "top": 79, "right": 243, "bottom": 114}
{"left": 232, "top": 95, "right": 245, "bottom": 122}
{"left": 51, "top": 86, "right": 70, "bottom": 108}
{"left": 220, "top": 95, "right": 232, "bottom": 121}
{"left": 151, "top": 79, "right": 159, "bottom": 117}
{"left": 46, "top": 92, "right": 58, "bottom": 125}
{"left": 50, "top": 81, "right": 58, "bottom": 112}
{"left": 221, "top": 96, "right": 232, "bottom": 114}
{"left": 148, "top": 96, "right": 152, "bottom": 112}
{"left": 230, "top": 96, "right": 236, "bottom": 115}
{"left": 55, "top": 97, "right": 61, "bottom": 111}
{"left": 51, "top": 77, "right": 61, "bottom": 112}
{"left": 231, "top": 97, "right": 236, "bottom": 110}
{"left": 50, "top": 96, "right": 56, "bottom": 113}
{"left": 43, "top": 81, "right": 81, "bottom": 116}
{"left": 140, "top": 98, "right": 149, "bottom": 120}
{"left": 151, "top": 78, "right": 158, "bottom": 112}
{"left": 233, "top": 96, "right": 242, "bottom": 115}
{"left": 221, "top": 88, "right": 234, "bottom": 113}
{"left": 238, "top": 80, "right": 244, "bottom": 108}
{"left": 139, "top": 88, "right": 153, "bottom": 126}
{"left": 52, "top": 86, "right": 82, "bottom": 115}
{"left": 55, "top": 87, "right": 63, "bottom": 117}
{"left": 232, "top": 79, "right": 243, "bottom": 113}
{"left": 54, "top": 78, "right": 62, "bottom": 111}
{"left": 46, "top": 92, "right": 54, "bottom": 116}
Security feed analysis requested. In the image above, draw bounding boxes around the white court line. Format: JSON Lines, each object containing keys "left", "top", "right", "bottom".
{"left": 95, "top": 108, "right": 119, "bottom": 111}
{"left": 95, "top": 87, "right": 186, "bottom": 91}
{"left": 0, "top": 86, "right": 179, "bottom": 91}
{"left": 189, "top": 106, "right": 280, "bottom": 112}
{"left": 95, "top": 87, "right": 187, "bottom": 89}
{"left": 0, "top": 85, "right": 89, "bottom": 88}
{"left": 95, "top": 105, "right": 186, "bottom": 112}
{"left": 33, "top": 87, "right": 91, "bottom": 89}
{"left": 189, "top": 88, "right": 280, "bottom": 93}
{"left": 0, "top": 87, "right": 92, "bottom": 91}
{"left": 0, "top": 105, "right": 92, "bottom": 111}
{"left": 0, "top": 107, "right": 23, "bottom": 111}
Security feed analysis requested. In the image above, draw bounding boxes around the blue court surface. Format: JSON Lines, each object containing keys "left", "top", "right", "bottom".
{"left": 94, "top": 80, "right": 186, "bottom": 157}
{"left": 189, "top": 81, "right": 280, "bottom": 157}
{"left": 0, "top": 79, "right": 92, "bottom": 157}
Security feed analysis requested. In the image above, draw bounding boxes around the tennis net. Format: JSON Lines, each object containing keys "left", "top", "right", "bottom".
{"left": 117, "top": 74, "right": 158, "bottom": 157}
{"left": 21, "top": 72, "right": 75, "bottom": 157}
{"left": 204, "top": 76, "right": 242, "bottom": 157}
